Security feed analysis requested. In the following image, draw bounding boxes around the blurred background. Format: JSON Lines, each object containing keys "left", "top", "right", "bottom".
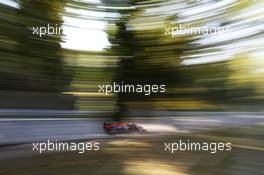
{"left": 0, "top": 0, "right": 264, "bottom": 113}
{"left": 0, "top": 0, "right": 263, "bottom": 175}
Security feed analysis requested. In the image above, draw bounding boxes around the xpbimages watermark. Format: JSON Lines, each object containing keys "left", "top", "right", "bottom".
{"left": 165, "top": 24, "right": 231, "bottom": 37}
{"left": 98, "top": 82, "right": 166, "bottom": 95}
{"left": 164, "top": 140, "right": 232, "bottom": 154}
{"left": 30, "top": 24, "right": 62, "bottom": 37}
{"left": 32, "top": 140, "right": 100, "bottom": 154}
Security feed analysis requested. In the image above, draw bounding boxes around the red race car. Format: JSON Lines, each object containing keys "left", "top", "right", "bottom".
{"left": 103, "top": 122, "right": 146, "bottom": 134}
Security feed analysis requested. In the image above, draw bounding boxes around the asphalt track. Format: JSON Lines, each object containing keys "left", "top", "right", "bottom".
{"left": 0, "top": 110, "right": 263, "bottom": 145}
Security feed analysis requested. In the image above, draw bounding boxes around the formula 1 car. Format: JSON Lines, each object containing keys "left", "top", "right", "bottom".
{"left": 103, "top": 122, "right": 146, "bottom": 134}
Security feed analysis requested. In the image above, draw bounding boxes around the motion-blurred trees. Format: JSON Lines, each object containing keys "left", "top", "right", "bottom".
{"left": 0, "top": 1, "right": 75, "bottom": 109}
{"left": 108, "top": 0, "right": 194, "bottom": 119}
{"left": 107, "top": 0, "right": 257, "bottom": 114}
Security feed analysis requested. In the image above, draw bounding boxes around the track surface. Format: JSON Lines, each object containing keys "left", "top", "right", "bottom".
{"left": 0, "top": 110, "right": 263, "bottom": 145}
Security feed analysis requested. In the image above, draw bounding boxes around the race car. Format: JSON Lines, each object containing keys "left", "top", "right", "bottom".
{"left": 103, "top": 122, "right": 146, "bottom": 134}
